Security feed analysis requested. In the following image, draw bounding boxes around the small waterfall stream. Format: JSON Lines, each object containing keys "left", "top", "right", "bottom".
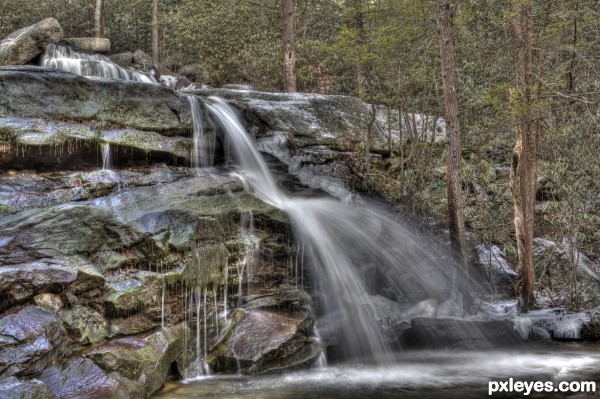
{"left": 41, "top": 43, "right": 157, "bottom": 83}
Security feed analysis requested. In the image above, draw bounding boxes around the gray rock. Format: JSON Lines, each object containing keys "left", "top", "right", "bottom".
{"left": 0, "top": 306, "right": 69, "bottom": 379}
{"left": 133, "top": 50, "right": 153, "bottom": 69}
{"left": 475, "top": 244, "right": 519, "bottom": 288}
{"left": 58, "top": 305, "right": 107, "bottom": 345}
{"left": 436, "top": 292, "right": 464, "bottom": 318}
{"left": 109, "top": 52, "right": 134, "bottom": 67}
{"left": 401, "top": 299, "right": 438, "bottom": 321}
{"left": 210, "top": 309, "right": 320, "bottom": 374}
{"left": 0, "top": 66, "right": 191, "bottom": 132}
{"left": 360, "top": 294, "right": 404, "bottom": 329}
{"left": 85, "top": 323, "right": 189, "bottom": 397}
{"left": 402, "top": 317, "right": 524, "bottom": 349}
{"left": 0, "top": 258, "right": 104, "bottom": 312}
{"left": 62, "top": 38, "right": 110, "bottom": 53}
{"left": 0, "top": 18, "right": 63, "bottom": 65}
{"left": 39, "top": 357, "right": 144, "bottom": 399}
{"left": 0, "top": 377, "right": 56, "bottom": 399}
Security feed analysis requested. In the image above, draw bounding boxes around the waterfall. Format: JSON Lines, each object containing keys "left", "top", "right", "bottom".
{"left": 41, "top": 43, "right": 157, "bottom": 84}
{"left": 187, "top": 96, "right": 217, "bottom": 168}
{"left": 196, "top": 95, "right": 466, "bottom": 362}
{"left": 101, "top": 142, "right": 111, "bottom": 170}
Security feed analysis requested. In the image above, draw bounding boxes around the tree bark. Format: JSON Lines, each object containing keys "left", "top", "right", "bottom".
{"left": 94, "top": 0, "right": 102, "bottom": 38}
{"left": 282, "top": 0, "right": 297, "bottom": 92}
{"left": 509, "top": 0, "right": 537, "bottom": 312}
{"left": 436, "top": 0, "right": 468, "bottom": 270}
{"left": 348, "top": 0, "right": 366, "bottom": 97}
{"left": 152, "top": 0, "right": 159, "bottom": 67}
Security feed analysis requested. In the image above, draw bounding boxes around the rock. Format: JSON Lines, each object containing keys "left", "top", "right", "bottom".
{"left": 244, "top": 289, "right": 309, "bottom": 312}
{"left": 436, "top": 292, "right": 464, "bottom": 318}
{"left": 58, "top": 305, "right": 108, "bottom": 345}
{"left": 0, "top": 258, "right": 104, "bottom": 312}
{"left": 475, "top": 244, "right": 519, "bottom": 288}
{"left": 0, "top": 377, "right": 56, "bottom": 399}
{"left": 0, "top": 18, "right": 64, "bottom": 65}
{"left": 34, "top": 293, "right": 64, "bottom": 312}
{"left": 104, "top": 273, "right": 161, "bottom": 317}
{"left": 62, "top": 38, "right": 110, "bottom": 53}
{"left": 179, "top": 63, "right": 209, "bottom": 83}
{"left": 109, "top": 52, "right": 134, "bottom": 67}
{"left": 360, "top": 295, "right": 404, "bottom": 329}
{"left": 581, "top": 312, "right": 600, "bottom": 340}
{"left": 0, "top": 66, "right": 192, "bottom": 132}
{"left": 107, "top": 314, "right": 157, "bottom": 338}
{"left": 160, "top": 74, "right": 196, "bottom": 90}
{"left": 133, "top": 50, "right": 153, "bottom": 69}
{"left": 0, "top": 306, "right": 69, "bottom": 379}
{"left": 401, "top": 299, "right": 438, "bottom": 321}
{"left": 39, "top": 357, "right": 144, "bottom": 399}
{"left": 210, "top": 309, "right": 320, "bottom": 374}
{"left": 515, "top": 309, "right": 594, "bottom": 340}
{"left": 199, "top": 88, "right": 444, "bottom": 156}
{"left": 85, "top": 323, "right": 189, "bottom": 397}
{"left": 531, "top": 326, "right": 551, "bottom": 340}
{"left": 402, "top": 317, "right": 524, "bottom": 350}
{"left": 533, "top": 238, "right": 600, "bottom": 308}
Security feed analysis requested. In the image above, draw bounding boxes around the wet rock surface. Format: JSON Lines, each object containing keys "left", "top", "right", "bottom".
{"left": 210, "top": 309, "right": 320, "bottom": 374}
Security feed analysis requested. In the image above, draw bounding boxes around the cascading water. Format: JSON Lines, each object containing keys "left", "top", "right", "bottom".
{"left": 198, "top": 96, "right": 467, "bottom": 362}
{"left": 41, "top": 43, "right": 157, "bottom": 83}
{"left": 187, "top": 96, "right": 217, "bottom": 168}
{"left": 101, "top": 142, "right": 111, "bottom": 170}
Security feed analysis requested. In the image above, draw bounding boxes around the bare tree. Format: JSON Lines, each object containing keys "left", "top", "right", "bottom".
{"left": 282, "top": 0, "right": 296, "bottom": 92}
{"left": 152, "top": 0, "right": 159, "bottom": 66}
{"left": 94, "top": 0, "right": 102, "bottom": 37}
{"left": 509, "top": 0, "right": 538, "bottom": 312}
{"left": 436, "top": 0, "right": 468, "bottom": 270}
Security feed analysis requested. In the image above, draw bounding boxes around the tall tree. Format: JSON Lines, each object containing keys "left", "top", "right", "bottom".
{"left": 346, "top": 0, "right": 367, "bottom": 97}
{"left": 282, "top": 0, "right": 296, "bottom": 92}
{"left": 94, "top": 0, "right": 102, "bottom": 37}
{"left": 152, "top": 0, "right": 159, "bottom": 66}
{"left": 509, "top": 0, "right": 537, "bottom": 312}
{"left": 436, "top": 0, "right": 468, "bottom": 269}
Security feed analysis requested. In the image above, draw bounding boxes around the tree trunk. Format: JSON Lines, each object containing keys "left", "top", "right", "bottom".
{"left": 436, "top": 0, "right": 468, "bottom": 270}
{"left": 152, "top": 0, "right": 159, "bottom": 67}
{"left": 94, "top": 0, "right": 102, "bottom": 38}
{"left": 349, "top": 0, "right": 366, "bottom": 97}
{"left": 282, "top": 0, "right": 296, "bottom": 92}
{"left": 509, "top": 0, "right": 537, "bottom": 312}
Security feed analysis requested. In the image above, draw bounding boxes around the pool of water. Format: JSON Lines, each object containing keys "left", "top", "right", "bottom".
{"left": 154, "top": 346, "right": 600, "bottom": 399}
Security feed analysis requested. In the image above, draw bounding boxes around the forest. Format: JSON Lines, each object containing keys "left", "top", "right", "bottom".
{"left": 0, "top": 0, "right": 599, "bottom": 398}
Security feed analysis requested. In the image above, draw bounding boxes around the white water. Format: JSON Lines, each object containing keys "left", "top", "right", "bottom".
{"left": 198, "top": 96, "right": 466, "bottom": 362}
{"left": 187, "top": 96, "right": 217, "bottom": 168}
{"left": 41, "top": 43, "right": 157, "bottom": 84}
{"left": 101, "top": 142, "right": 111, "bottom": 170}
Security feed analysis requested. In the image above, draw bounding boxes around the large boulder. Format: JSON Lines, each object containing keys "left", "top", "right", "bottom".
{"left": 62, "top": 38, "right": 110, "bottom": 53}
{"left": 210, "top": 309, "right": 321, "bottom": 374}
{"left": 0, "top": 18, "right": 64, "bottom": 65}
{"left": 109, "top": 52, "right": 134, "bottom": 68}
{"left": 85, "top": 323, "right": 189, "bottom": 397}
